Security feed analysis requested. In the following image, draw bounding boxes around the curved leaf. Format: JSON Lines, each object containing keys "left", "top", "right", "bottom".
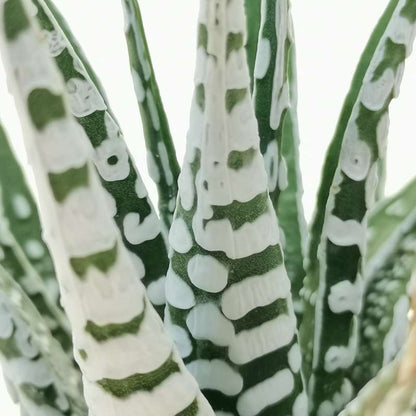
{"left": 252, "top": 0, "right": 307, "bottom": 316}
{"left": 352, "top": 178, "right": 416, "bottom": 391}
{"left": 0, "top": 265, "right": 86, "bottom": 415}
{"left": 33, "top": 0, "right": 169, "bottom": 317}
{"left": 0, "top": 1, "right": 214, "bottom": 414}
{"left": 121, "top": 0, "right": 181, "bottom": 231}
{"left": 341, "top": 274, "right": 416, "bottom": 416}
{"left": 164, "top": 0, "right": 306, "bottom": 413}
{"left": 299, "top": 1, "right": 416, "bottom": 413}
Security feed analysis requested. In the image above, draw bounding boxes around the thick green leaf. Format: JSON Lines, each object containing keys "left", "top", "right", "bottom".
{"left": 341, "top": 284, "right": 416, "bottom": 416}
{"left": 299, "top": 1, "right": 416, "bottom": 413}
{"left": 33, "top": 0, "right": 169, "bottom": 317}
{"left": 352, "top": 178, "right": 416, "bottom": 391}
{"left": 121, "top": 0, "right": 181, "bottom": 232}
{"left": 165, "top": 0, "right": 306, "bottom": 413}
{"left": 252, "top": 0, "right": 307, "bottom": 316}
{"left": 0, "top": 265, "right": 86, "bottom": 415}
{"left": 0, "top": 0, "right": 214, "bottom": 414}
{"left": 0, "top": 123, "right": 72, "bottom": 353}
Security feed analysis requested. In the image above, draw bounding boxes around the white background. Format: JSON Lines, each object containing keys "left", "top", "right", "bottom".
{"left": 0, "top": 0, "right": 415, "bottom": 413}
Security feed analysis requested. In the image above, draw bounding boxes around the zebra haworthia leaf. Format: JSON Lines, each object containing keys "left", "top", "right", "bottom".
{"left": 300, "top": 1, "right": 416, "bottom": 414}
{"left": 352, "top": 178, "right": 416, "bottom": 391}
{"left": 0, "top": 122, "right": 58, "bottom": 301}
{"left": 252, "top": 0, "right": 307, "bottom": 316}
{"left": 165, "top": 1, "right": 306, "bottom": 414}
{"left": 0, "top": 265, "right": 87, "bottom": 415}
{"left": 31, "top": 0, "right": 169, "bottom": 317}
{"left": 0, "top": 1, "right": 214, "bottom": 414}
{"left": 0, "top": 123, "right": 73, "bottom": 353}
{"left": 341, "top": 273, "right": 416, "bottom": 416}
{"left": 121, "top": 0, "right": 181, "bottom": 232}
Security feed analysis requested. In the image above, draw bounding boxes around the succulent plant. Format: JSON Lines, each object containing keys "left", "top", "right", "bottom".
{"left": 0, "top": 0, "right": 414, "bottom": 415}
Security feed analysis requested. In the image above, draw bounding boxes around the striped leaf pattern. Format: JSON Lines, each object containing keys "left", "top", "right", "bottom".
{"left": 0, "top": 123, "right": 58, "bottom": 301}
{"left": 31, "top": 0, "right": 169, "bottom": 317}
{"left": 0, "top": 0, "right": 214, "bottom": 414}
{"left": 341, "top": 276, "right": 416, "bottom": 416}
{"left": 352, "top": 178, "right": 416, "bottom": 391}
{"left": 0, "top": 123, "right": 72, "bottom": 353}
{"left": 121, "top": 0, "right": 181, "bottom": 232}
{"left": 252, "top": 0, "right": 307, "bottom": 316}
{"left": 300, "top": 1, "right": 416, "bottom": 414}
{"left": 164, "top": 1, "right": 306, "bottom": 414}
{"left": 0, "top": 265, "right": 86, "bottom": 415}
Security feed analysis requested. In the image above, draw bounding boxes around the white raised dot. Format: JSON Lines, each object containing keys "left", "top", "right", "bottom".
{"left": 328, "top": 279, "right": 363, "bottom": 315}
{"left": 288, "top": 343, "right": 301, "bottom": 373}
{"left": 43, "top": 29, "right": 66, "bottom": 57}
{"left": 128, "top": 252, "right": 145, "bottom": 280}
{"left": 293, "top": 391, "right": 308, "bottom": 416}
{"left": 123, "top": 211, "right": 160, "bottom": 245}
{"left": 165, "top": 268, "right": 195, "bottom": 310}
{"left": 103, "top": 189, "right": 117, "bottom": 217}
{"left": 340, "top": 135, "right": 372, "bottom": 181}
{"left": 168, "top": 324, "right": 192, "bottom": 359}
{"left": 388, "top": 15, "right": 416, "bottom": 56}
{"left": 188, "top": 359, "right": 243, "bottom": 396}
{"left": 94, "top": 138, "right": 130, "bottom": 182}
{"left": 178, "top": 162, "right": 194, "bottom": 211}
{"left": 254, "top": 38, "right": 271, "bottom": 80}
{"left": 237, "top": 369, "right": 294, "bottom": 416}
{"left": 317, "top": 401, "right": 334, "bottom": 416}
{"left": 147, "top": 276, "right": 166, "bottom": 306}
{"left": 186, "top": 303, "right": 234, "bottom": 346}
{"left": 25, "top": 240, "right": 45, "bottom": 260}
{"left": 188, "top": 254, "right": 228, "bottom": 293}
{"left": 0, "top": 304, "right": 13, "bottom": 339}
{"left": 12, "top": 194, "right": 31, "bottom": 219}
{"left": 325, "top": 345, "right": 354, "bottom": 373}
{"left": 383, "top": 295, "right": 410, "bottom": 365}
{"left": 146, "top": 90, "right": 160, "bottom": 131}
{"left": 135, "top": 176, "right": 148, "bottom": 199}
{"left": 131, "top": 68, "right": 146, "bottom": 102}
{"left": 278, "top": 157, "right": 288, "bottom": 191}
{"left": 66, "top": 78, "right": 106, "bottom": 117}
{"left": 263, "top": 141, "right": 278, "bottom": 193}
{"left": 325, "top": 215, "right": 366, "bottom": 251}
{"left": 157, "top": 142, "right": 174, "bottom": 186}
{"left": 146, "top": 151, "right": 160, "bottom": 183}
{"left": 365, "top": 163, "right": 378, "bottom": 209}
{"left": 361, "top": 68, "right": 395, "bottom": 111}
{"left": 169, "top": 218, "right": 193, "bottom": 253}
{"left": 376, "top": 112, "right": 389, "bottom": 159}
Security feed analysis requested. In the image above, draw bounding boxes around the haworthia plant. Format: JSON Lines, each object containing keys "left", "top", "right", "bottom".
{"left": 0, "top": 0, "right": 415, "bottom": 415}
{"left": 252, "top": 0, "right": 307, "bottom": 315}
{"left": 300, "top": 1, "right": 416, "bottom": 413}
{"left": 0, "top": 264, "right": 86, "bottom": 415}
{"left": 31, "top": 0, "right": 169, "bottom": 317}
{"left": 121, "top": 0, "right": 181, "bottom": 232}
{"left": 352, "top": 178, "right": 416, "bottom": 391}
{"left": 0, "top": 123, "right": 72, "bottom": 353}
{"left": 0, "top": 0, "right": 213, "bottom": 414}
{"left": 164, "top": 0, "right": 306, "bottom": 414}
